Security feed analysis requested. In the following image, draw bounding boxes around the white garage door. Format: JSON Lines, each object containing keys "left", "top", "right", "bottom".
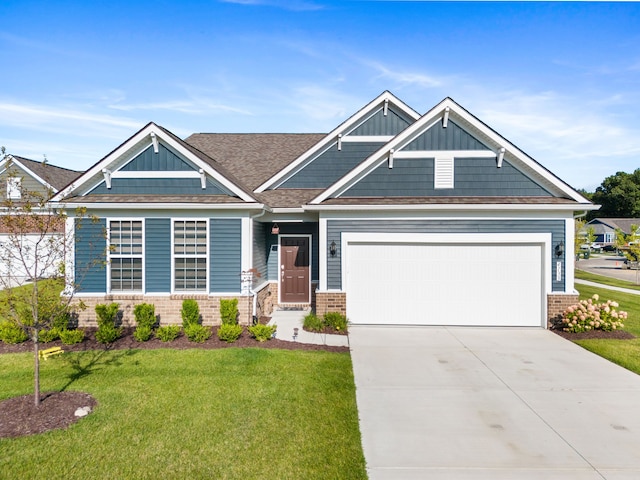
{"left": 345, "top": 236, "right": 546, "bottom": 327}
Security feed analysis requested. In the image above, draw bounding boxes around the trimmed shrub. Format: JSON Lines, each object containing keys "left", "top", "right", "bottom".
{"left": 561, "top": 294, "right": 628, "bottom": 333}
{"left": 220, "top": 298, "right": 239, "bottom": 325}
{"left": 134, "top": 303, "right": 156, "bottom": 329}
{"left": 39, "top": 327, "right": 61, "bottom": 343}
{"left": 95, "top": 303, "right": 120, "bottom": 328}
{"left": 0, "top": 320, "right": 29, "bottom": 344}
{"left": 95, "top": 324, "right": 122, "bottom": 344}
{"left": 155, "top": 325, "right": 181, "bottom": 342}
{"left": 323, "top": 312, "right": 348, "bottom": 332}
{"left": 217, "top": 323, "right": 242, "bottom": 343}
{"left": 133, "top": 325, "right": 153, "bottom": 342}
{"left": 59, "top": 328, "right": 85, "bottom": 345}
{"left": 303, "top": 313, "right": 323, "bottom": 332}
{"left": 181, "top": 299, "right": 200, "bottom": 328}
{"left": 248, "top": 323, "right": 276, "bottom": 342}
{"left": 184, "top": 324, "right": 212, "bottom": 343}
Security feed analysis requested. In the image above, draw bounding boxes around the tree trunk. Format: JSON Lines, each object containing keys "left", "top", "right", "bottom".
{"left": 34, "top": 334, "right": 40, "bottom": 407}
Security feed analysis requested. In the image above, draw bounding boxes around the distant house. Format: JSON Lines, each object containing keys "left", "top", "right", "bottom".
{"left": 0, "top": 155, "right": 81, "bottom": 282}
{"left": 584, "top": 218, "right": 640, "bottom": 244}
{"left": 50, "top": 91, "right": 597, "bottom": 328}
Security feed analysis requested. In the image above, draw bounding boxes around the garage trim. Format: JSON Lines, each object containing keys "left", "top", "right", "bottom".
{"left": 342, "top": 232, "right": 552, "bottom": 327}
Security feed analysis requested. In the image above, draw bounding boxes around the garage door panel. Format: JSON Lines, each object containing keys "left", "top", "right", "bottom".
{"left": 346, "top": 242, "right": 543, "bottom": 327}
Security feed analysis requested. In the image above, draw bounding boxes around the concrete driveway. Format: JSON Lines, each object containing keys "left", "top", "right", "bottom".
{"left": 349, "top": 326, "right": 640, "bottom": 479}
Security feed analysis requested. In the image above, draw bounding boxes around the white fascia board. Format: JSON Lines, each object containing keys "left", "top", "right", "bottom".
{"left": 54, "top": 201, "right": 265, "bottom": 211}
{"left": 304, "top": 203, "right": 600, "bottom": 213}
{"left": 254, "top": 91, "right": 420, "bottom": 193}
{"left": 394, "top": 150, "right": 496, "bottom": 159}
{"left": 3, "top": 155, "right": 57, "bottom": 192}
{"left": 340, "top": 135, "right": 394, "bottom": 143}
{"left": 111, "top": 171, "right": 201, "bottom": 179}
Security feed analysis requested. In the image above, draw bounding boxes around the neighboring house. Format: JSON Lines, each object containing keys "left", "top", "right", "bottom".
{"left": 583, "top": 218, "right": 640, "bottom": 244}
{"left": 50, "top": 91, "right": 596, "bottom": 328}
{"left": 0, "top": 155, "right": 81, "bottom": 282}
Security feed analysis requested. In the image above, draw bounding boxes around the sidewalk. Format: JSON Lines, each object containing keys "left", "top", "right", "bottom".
{"left": 576, "top": 278, "right": 640, "bottom": 296}
{"left": 267, "top": 309, "right": 350, "bottom": 347}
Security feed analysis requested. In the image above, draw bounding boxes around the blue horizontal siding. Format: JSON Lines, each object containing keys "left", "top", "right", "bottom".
{"left": 75, "top": 217, "right": 106, "bottom": 293}
{"left": 145, "top": 218, "right": 171, "bottom": 293}
{"left": 326, "top": 219, "right": 565, "bottom": 291}
{"left": 343, "top": 158, "right": 552, "bottom": 197}
{"left": 90, "top": 177, "right": 233, "bottom": 195}
{"left": 210, "top": 218, "right": 242, "bottom": 292}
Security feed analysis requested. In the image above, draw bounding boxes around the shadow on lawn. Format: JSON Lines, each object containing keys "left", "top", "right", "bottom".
{"left": 59, "top": 348, "right": 138, "bottom": 392}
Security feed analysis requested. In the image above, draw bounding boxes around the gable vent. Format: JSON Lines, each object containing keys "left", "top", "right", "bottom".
{"left": 434, "top": 157, "right": 454, "bottom": 189}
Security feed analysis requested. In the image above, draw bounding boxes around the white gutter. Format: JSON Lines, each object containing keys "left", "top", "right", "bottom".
{"left": 303, "top": 203, "right": 601, "bottom": 212}
{"left": 248, "top": 208, "right": 268, "bottom": 320}
{"left": 51, "top": 202, "right": 265, "bottom": 211}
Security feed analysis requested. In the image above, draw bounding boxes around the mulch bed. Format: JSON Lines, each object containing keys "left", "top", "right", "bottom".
{"left": 551, "top": 328, "right": 636, "bottom": 340}
{"left": 0, "top": 325, "right": 349, "bottom": 439}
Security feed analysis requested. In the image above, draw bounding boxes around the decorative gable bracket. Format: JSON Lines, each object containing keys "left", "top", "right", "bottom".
{"left": 102, "top": 169, "right": 112, "bottom": 189}
{"left": 497, "top": 148, "right": 505, "bottom": 168}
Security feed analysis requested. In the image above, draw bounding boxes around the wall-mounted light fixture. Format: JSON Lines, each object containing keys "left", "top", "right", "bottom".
{"left": 271, "top": 223, "right": 280, "bottom": 235}
{"left": 555, "top": 241, "right": 564, "bottom": 257}
{"left": 329, "top": 241, "right": 337, "bottom": 257}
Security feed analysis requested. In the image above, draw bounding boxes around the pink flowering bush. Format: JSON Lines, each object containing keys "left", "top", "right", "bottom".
{"left": 561, "top": 294, "right": 627, "bottom": 333}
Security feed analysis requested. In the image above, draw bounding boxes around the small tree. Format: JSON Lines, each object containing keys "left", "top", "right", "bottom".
{"left": 0, "top": 152, "right": 102, "bottom": 407}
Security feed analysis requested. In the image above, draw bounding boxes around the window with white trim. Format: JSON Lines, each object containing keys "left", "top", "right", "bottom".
{"left": 434, "top": 157, "right": 454, "bottom": 189}
{"left": 109, "top": 220, "right": 143, "bottom": 292}
{"left": 7, "top": 177, "right": 21, "bottom": 199}
{"left": 173, "top": 220, "right": 207, "bottom": 291}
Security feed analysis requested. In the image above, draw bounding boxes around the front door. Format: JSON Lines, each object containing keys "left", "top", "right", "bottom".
{"left": 280, "top": 236, "right": 310, "bottom": 303}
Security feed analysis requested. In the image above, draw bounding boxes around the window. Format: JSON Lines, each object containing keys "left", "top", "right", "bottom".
{"left": 6, "top": 178, "right": 21, "bottom": 199}
{"left": 434, "top": 157, "right": 454, "bottom": 189}
{"left": 173, "top": 220, "right": 207, "bottom": 291}
{"left": 109, "top": 220, "right": 143, "bottom": 292}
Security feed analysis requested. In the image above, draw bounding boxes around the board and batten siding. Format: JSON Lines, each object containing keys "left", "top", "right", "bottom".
{"left": 74, "top": 218, "right": 107, "bottom": 293}
{"left": 210, "top": 218, "right": 242, "bottom": 292}
{"left": 343, "top": 158, "right": 552, "bottom": 197}
{"left": 145, "top": 218, "right": 171, "bottom": 293}
{"left": 90, "top": 178, "right": 233, "bottom": 195}
{"left": 349, "top": 107, "right": 414, "bottom": 136}
{"left": 404, "top": 120, "right": 489, "bottom": 151}
{"left": 121, "top": 145, "right": 194, "bottom": 171}
{"left": 326, "top": 219, "right": 565, "bottom": 292}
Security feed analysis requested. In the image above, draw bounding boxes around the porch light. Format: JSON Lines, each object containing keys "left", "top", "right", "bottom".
{"left": 271, "top": 223, "right": 280, "bottom": 235}
{"left": 330, "top": 241, "right": 337, "bottom": 257}
{"left": 555, "top": 241, "right": 564, "bottom": 257}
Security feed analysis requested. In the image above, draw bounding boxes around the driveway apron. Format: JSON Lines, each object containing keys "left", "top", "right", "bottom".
{"left": 349, "top": 326, "right": 640, "bottom": 480}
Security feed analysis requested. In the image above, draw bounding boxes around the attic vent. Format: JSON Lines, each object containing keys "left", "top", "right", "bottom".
{"left": 434, "top": 157, "right": 454, "bottom": 189}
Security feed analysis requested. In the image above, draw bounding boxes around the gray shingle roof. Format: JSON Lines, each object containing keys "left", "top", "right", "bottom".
{"left": 11, "top": 156, "right": 81, "bottom": 191}
{"left": 185, "top": 133, "right": 325, "bottom": 191}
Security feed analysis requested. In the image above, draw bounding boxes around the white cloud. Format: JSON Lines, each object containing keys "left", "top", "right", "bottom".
{"left": 219, "top": 0, "right": 325, "bottom": 11}
{"left": 365, "top": 61, "right": 445, "bottom": 89}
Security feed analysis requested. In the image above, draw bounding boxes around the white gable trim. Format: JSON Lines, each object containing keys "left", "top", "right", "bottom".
{"left": 51, "top": 123, "right": 256, "bottom": 203}
{"left": 311, "top": 98, "right": 591, "bottom": 205}
{"left": 254, "top": 91, "right": 420, "bottom": 193}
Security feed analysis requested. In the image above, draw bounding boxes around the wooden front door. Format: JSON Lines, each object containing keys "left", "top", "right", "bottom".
{"left": 280, "top": 236, "right": 310, "bottom": 303}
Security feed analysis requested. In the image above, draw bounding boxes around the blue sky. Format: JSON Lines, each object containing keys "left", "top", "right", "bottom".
{"left": 1, "top": 0, "right": 639, "bottom": 191}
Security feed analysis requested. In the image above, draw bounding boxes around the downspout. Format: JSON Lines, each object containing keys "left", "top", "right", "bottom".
{"left": 248, "top": 209, "right": 267, "bottom": 322}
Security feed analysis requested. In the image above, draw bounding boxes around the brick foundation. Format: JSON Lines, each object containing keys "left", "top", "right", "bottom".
{"left": 315, "top": 291, "right": 347, "bottom": 317}
{"left": 74, "top": 294, "right": 253, "bottom": 327}
{"left": 547, "top": 293, "right": 579, "bottom": 328}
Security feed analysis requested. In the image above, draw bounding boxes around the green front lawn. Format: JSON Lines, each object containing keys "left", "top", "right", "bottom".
{"left": 575, "top": 268, "right": 640, "bottom": 291}
{"left": 573, "top": 283, "right": 640, "bottom": 375}
{"left": 0, "top": 348, "right": 367, "bottom": 479}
